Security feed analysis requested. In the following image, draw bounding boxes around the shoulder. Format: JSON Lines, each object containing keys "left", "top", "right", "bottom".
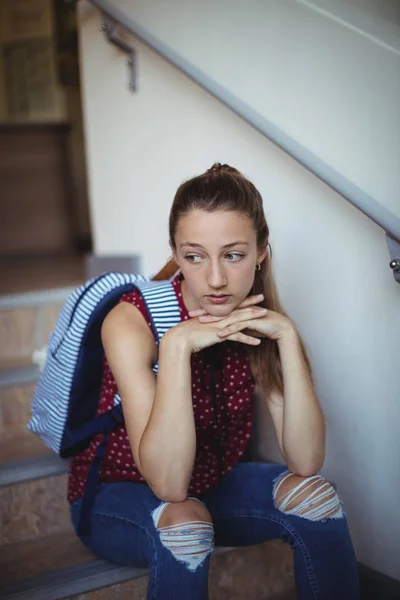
{"left": 101, "top": 298, "right": 157, "bottom": 366}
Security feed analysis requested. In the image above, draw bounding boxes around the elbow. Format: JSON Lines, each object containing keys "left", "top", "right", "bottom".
{"left": 138, "top": 460, "right": 189, "bottom": 504}
{"left": 285, "top": 452, "right": 325, "bottom": 477}
{"left": 151, "top": 484, "right": 188, "bottom": 503}
{"left": 296, "top": 466, "right": 323, "bottom": 478}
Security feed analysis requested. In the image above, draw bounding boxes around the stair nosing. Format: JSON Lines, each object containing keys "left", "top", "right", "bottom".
{"left": 0, "top": 453, "right": 70, "bottom": 486}
{"left": 0, "top": 557, "right": 148, "bottom": 600}
{"left": 0, "top": 287, "right": 75, "bottom": 310}
{"left": 0, "top": 365, "right": 39, "bottom": 389}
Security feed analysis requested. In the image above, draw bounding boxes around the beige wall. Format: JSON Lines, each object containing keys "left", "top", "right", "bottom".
{"left": 0, "top": 0, "right": 91, "bottom": 241}
{"left": 0, "top": 0, "right": 67, "bottom": 122}
{"left": 78, "top": 3, "right": 400, "bottom": 580}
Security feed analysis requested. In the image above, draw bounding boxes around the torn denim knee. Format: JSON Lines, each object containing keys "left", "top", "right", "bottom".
{"left": 151, "top": 498, "right": 214, "bottom": 572}
{"left": 273, "top": 471, "right": 344, "bottom": 522}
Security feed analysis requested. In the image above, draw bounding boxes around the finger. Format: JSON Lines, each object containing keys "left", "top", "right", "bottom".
{"left": 201, "top": 307, "right": 266, "bottom": 327}
{"left": 199, "top": 306, "right": 267, "bottom": 324}
{"left": 223, "top": 332, "right": 261, "bottom": 346}
{"left": 217, "top": 320, "right": 253, "bottom": 337}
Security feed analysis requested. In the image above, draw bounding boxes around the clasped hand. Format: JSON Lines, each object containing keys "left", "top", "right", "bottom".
{"left": 188, "top": 293, "right": 293, "bottom": 344}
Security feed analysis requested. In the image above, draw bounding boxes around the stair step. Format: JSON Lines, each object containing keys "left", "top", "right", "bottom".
{"left": 0, "top": 530, "right": 148, "bottom": 600}
{"left": 0, "top": 432, "right": 52, "bottom": 465}
{"left": 0, "top": 365, "right": 39, "bottom": 389}
{"left": 0, "top": 255, "right": 85, "bottom": 297}
{"left": 0, "top": 382, "right": 36, "bottom": 442}
{"left": 0, "top": 528, "right": 295, "bottom": 600}
{"left": 0, "top": 290, "right": 67, "bottom": 370}
{"left": 0, "top": 472, "right": 70, "bottom": 545}
{"left": 0, "top": 418, "right": 69, "bottom": 485}
{"left": 0, "top": 447, "right": 69, "bottom": 486}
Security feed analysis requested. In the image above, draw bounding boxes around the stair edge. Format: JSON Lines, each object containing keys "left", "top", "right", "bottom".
{"left": 0, "top": 557, "right": 148, "bottom": 600}
{"left": 0, "top": 453, "right": 70, "bottom": 486}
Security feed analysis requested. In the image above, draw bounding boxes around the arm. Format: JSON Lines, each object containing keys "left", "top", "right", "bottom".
{"left": 101, "top": 303, "right": 195, "bottom": 502}
{"left": 267, "top": 327, "right": 325, "bottom": 476}
{"left": 103, "top": 295, "right": 264, "bottom": 501}
{"left": 192, "top": 300, "right": 325, "bottom": 476}
{"left": 139, "top": 331, "right": 195, "bottom": 501}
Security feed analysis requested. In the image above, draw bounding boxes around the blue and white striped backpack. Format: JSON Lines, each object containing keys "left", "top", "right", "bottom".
{"left": 27, "top": 272, "right": 181, "bottom": 459}
{"left": 27, "top": 270, "right": 182, "bottom": 537}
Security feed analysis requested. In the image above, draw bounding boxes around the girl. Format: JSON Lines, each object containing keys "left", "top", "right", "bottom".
{"left": 69, "top": 163, "right": 360, "bottom": 599}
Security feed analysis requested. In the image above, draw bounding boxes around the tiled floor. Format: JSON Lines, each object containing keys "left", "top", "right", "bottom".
{"left": 0, "top": 255, "right": 86, "bottom": 295}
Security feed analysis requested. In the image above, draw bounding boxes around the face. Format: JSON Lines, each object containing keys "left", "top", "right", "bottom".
{"left": 171, "top": 209, "right": 267, "bottom": 316}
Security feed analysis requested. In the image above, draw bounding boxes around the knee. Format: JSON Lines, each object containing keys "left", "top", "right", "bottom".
{"left": 273, "top": 470, "right": 344, "bottom": 521}
{"left": 151, "top": 498, "right": 214, "bottom": 572}
{"left": 156, "top": 498, "right": 212, "bottom": 529}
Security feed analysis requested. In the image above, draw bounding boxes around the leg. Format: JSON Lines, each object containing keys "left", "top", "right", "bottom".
{"left": 153, "top": 497, "right": 214, "bottom": 574}
{"left": 273, "top": 471, "right": 342, "bottom": 520}
{"left": 201, "top": 462, "right": 360, "bottom": 600}
{"left": 70, "top": 482, "right": 213, "bottom": 600}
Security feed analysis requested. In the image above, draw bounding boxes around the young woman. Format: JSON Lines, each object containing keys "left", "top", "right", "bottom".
{"left": 69, "top": 163, "right": 360, "bottom": 599}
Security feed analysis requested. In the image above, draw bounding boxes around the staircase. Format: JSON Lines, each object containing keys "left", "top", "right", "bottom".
{"left": 0, "top": 286, "right": 296, "bottom": 599}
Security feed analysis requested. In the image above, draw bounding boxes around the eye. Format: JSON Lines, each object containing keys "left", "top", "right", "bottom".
{"left": 225, "top": 252, "right": 245, "bottom": 262}
{"left": 185, "top": 254, "right": 203, "bottom": 263}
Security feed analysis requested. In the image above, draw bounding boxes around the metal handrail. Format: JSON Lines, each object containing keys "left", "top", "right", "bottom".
{"left": 81, "top": 0, "right": 400, "bottom": 282}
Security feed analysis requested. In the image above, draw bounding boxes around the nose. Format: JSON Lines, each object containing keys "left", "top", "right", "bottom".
{"left": 207, "top": 261, "right": 227, "bottom": 289}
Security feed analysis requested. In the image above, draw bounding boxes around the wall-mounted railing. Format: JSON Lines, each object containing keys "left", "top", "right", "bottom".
{"left": 80, "top": 0, "right": 400, "bottom": 284}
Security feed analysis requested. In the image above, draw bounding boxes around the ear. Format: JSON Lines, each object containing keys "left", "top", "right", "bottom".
{"left": 257, "top": 245, "right": 268, "bottom": 265}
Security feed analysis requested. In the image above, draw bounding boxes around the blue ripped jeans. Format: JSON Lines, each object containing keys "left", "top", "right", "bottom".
{"left": 70, "top": 462, "right": 360, "bottom": 599}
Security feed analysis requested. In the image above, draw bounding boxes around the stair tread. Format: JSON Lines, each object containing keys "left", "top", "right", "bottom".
{"left": 0, "top": 364, "right": 39, "bottom": 389}
{"left": 0, "top": 255, "right": 85, "bottom": 296}
{"left": 0, "top": 435, "right": 69, "bottom": 486}
{"left": 0, "top": 530, "right": 232, "bottom": 587}
{"left": 0, "top": 357, "right": 35, "bottom": 371}
{"left": 0, "top": 529, "right": 95, "bottom": 586}
{"left": 0, "top": 531, "right": 296, "bottom": 599}
{"left": 0, "top": 526, "right": 149, "bottom": 600}
{"left": 0, "top": 433, "right": 52, "bottom": 463}
{"left": 0, "top": 528, "right": 297, "bottom": 599}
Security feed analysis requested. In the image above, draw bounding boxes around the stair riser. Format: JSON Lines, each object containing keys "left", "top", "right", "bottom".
{"left": 0, "top": 303, "right": 63, "bottom": 366}
{"left": 0, "top": 473, "right": 71, "bottom": 545}
{"left": 0, "top": 383, "right": 36, "bottom": 444}
{"left": 208, "top": 542, "right": 295, "bottom": 600}
{"left": 66, "top": 542, "right": 295, "bottom": 600}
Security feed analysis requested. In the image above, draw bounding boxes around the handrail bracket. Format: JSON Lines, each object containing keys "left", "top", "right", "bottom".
{"left": 99, "top": 14, "right": 137, "bottom": 92}
{"left": 386, "top": 234, "right": 400, "bottom": 283}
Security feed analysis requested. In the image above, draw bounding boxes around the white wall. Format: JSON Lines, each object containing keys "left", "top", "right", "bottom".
{"left": 106, "top": 0, "right": 400, "bottom": 219}
{"left": 346, "top": 0, "right": 400, "bottom": 24}
{"left": 78, "top": 3, "right": 400, "bottom": 581}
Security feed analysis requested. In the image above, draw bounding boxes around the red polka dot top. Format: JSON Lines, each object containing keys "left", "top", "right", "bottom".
{"left": 67, "top": 272, "right": 255, "bottom": 503}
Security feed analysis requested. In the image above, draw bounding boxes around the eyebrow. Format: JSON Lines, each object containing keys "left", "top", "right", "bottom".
{"left": 179, "top": 241, "right": 249, "bottom": 249}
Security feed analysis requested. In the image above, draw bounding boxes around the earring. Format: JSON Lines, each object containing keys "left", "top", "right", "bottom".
{"left": 255, "top": 263, "right": 261, "bottom": 272}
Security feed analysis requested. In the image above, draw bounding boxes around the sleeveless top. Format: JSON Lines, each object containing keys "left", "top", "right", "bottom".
{"left": 67, "top": 272, "right": 255, "bottom": 503}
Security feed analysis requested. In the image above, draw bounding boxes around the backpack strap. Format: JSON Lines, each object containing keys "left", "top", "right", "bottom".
{"left": 136, "top": 279, "right": 181, "bottom": 340}
{"left": 135, "top": 279, "right": 182, "bottom": 373}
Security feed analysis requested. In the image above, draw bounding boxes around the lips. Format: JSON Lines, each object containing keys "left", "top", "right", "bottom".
{"left": 206, "top": 294, "right": 231, "bottom": 304}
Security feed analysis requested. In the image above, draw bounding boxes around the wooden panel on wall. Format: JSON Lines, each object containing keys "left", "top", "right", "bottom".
{"left": 0, "top": 123, "right": 74, "bottom": 256}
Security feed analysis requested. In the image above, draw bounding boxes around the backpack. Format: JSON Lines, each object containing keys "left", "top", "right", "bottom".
{"left": 27, "top": 271, "right": 181, "bottom": 458}
{"left": 27, "top": 271, "right": 182, "bottom": 537}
